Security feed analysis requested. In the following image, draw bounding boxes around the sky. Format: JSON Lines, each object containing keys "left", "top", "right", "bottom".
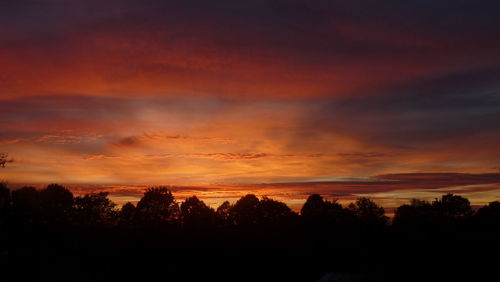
{"left": 1, "top": 0, "right": 500, "bottom": 209}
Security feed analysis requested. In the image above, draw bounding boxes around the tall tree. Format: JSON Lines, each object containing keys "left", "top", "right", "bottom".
{"left": 39, "top": 184, "right": 74, "bottom": 224}
{"left": 229, "top": 194, "right": 264, "bottom": 225}
{"left": 301, "top": 194, "right": 344, "bottom": 218}
{"left": 119, "top": 202, "right": 136, "bottom": 225}
{"left": 393, "top": 199, "right": 434, "bottom": 229}
{"left": 135, "top": 187, "right": 179, "bottom": 226}
{"left": 348, "top": 197, "right": 388, "bottom": 228}
{"left": 432, "top": 194, "right": 472, "bottom": 219}
{"left": 0, "top": 182, "right": 10, "bottom": 227}
{"left": 73, "top": 192, "right": 117, "bottom": 226}
{"left": 11, "top": 186, "right": 41, "bottom": 225}
{"left": 0, "top": 182, "right": 10, "bottom": 209}
{"left": 180, "top": 196, "right": 217, "bottom": 227}
{"left": 474, "top": 201, "right": 500, "bottom": 230}
{"left": 301, "top": 194, "right": 355, "bottom": 229}
{"left": 260, "top": 197, "right": 296, "bottom": 223}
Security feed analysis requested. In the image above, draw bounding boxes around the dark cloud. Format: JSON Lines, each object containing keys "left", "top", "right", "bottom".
{"left": 337, "top": 152, "right": 386, "bottom": 158}
{"left": 253, "top": 173, "right": 500, "bottom": 197}
{"left": 2, "top": 1, "right": 500, "bottom": 99}
{"left": 113, "top": 136, "right": 140, "bottom": 147}
{"left": 305, "top": 64, "right": 500, "bottom": 150}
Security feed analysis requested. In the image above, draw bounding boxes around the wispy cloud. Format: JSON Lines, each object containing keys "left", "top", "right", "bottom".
{"left": 36, "top": 132, "right": 103, "bottom": 144}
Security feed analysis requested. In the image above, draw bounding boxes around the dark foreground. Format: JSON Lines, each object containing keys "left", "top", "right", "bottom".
{"left": 1, "top": 184, "right": 500, "bottom": 281}
{"left": 2, "top": 225, "right": 499, "bottom": 282}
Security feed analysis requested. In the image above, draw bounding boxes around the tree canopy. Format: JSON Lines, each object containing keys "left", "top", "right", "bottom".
{"left": 135, "top": 186, "right": 179, "bottom": 225}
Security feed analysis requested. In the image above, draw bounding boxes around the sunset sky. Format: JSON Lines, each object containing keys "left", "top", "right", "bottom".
{"left": 1, "top": 0, "right": 500, "bottom": 209}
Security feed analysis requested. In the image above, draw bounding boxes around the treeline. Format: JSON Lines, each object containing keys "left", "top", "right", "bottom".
{"left": 2, "top": 183, "right": 500, "bottom": 281}
{"left": 1, "top": 183, "right": 500, "bottom": 232}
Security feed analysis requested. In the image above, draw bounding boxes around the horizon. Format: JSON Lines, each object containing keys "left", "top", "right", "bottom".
{"left": 5, "top": 171, "right": 500, "bottom": 213}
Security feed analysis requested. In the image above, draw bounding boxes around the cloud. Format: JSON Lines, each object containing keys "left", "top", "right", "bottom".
{"left": 0, "top": 139, "right": 24, "bottom": 145}
{"left": 337, "top": 152, "right": 386, "bottom": 158}
{"left": 375, "top": 173, "right": 500, "bottom": 188}
{"left": 81, "top": 154, "right": 122, "bottom": 161}
{"left": 112, "top": 136, "right": 141, "bottom": 147}
{"left": 1, "top": 1, "right": 500, "bottom": 99}
{"left": 147, "top": 153, "right": 271, "bottom": 160}
{"left": 36, "top": 132, "right": 103, "bottom": 144}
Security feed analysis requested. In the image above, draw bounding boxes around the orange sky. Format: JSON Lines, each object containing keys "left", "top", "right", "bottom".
{"left": 1, "top": 0, "right": 500, "bottom": 209}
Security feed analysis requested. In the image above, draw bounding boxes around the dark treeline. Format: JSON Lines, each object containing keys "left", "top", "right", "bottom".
{"left": 1, "top": 183, "right": 500, "bottom": 282}
{"left": 2, "top": 183, "right": 499, "bottom": 231}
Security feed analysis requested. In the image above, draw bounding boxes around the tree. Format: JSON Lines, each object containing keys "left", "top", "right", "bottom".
{"left": 180, "top": 196, "right": 217, "bottom": 227}
{"left": 229, "top": 194, "right": 264, "bottom": 225}
{"left": 11, "top": 186, "right": 41, "bottom": 225}
{"left": 119, "top": 202, "right": 136, "bottom": 225}
{"left": 474, "top": 201, "right": 500, "bottom": 230}
{"left": 0, "top": 182, "right": 10, "bottom": 227}
{"left": 0, "top": 182, "right": 10, "bottom": 209}
{"left": 393, "top": 199, "right": 434, "bottom": 229}
{"left": 0, "top": 153, "right": 13, "bottom": 168}
{"left": 216, "top": 201, "right": 232, "bottom": 225}
{"left": 432, "top": 193, "right": 472, "bottom": 220}
{"left": 301, "top": 194, "right": 329, "bottom": 218}
{"left": 135, "top": 187, "right": 179, "bottom": 225}
{"left": 348, "top": 197, "right": 388, "bottom": 228}
{"left": 73, "top": 192, "right": 117, "bottom": 226}
{"left": 301, "top": 194, "right": 355, "bottom": 228}
{"left": 39, "top": 184, "right": 74, "bottom": 224}
{"left": 301, "top": 194, "right": 343, "bottom": 218}
{"left": 260, "top": 197, "right": 296, "bottom": 223}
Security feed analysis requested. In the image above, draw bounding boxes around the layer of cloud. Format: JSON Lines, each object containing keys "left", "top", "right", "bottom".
{"left": 1, "top": 1, "right": 500, "bottom": 99}
{"left": 1, "top": 93, "right": 499, "bottom": 185}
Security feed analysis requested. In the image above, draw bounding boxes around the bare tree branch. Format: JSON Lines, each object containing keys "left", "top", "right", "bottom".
{"left": 0, "top": 153, "right": 13, "bottom": 168}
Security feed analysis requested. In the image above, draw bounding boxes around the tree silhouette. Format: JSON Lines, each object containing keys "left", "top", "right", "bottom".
{"left": 229, "top": 194, "right": 264, "bottom": 225}
{"left": 301, "top": 194, "right": 355, "bottom": 229}
{"left": 474, "top": 201, "right": 500, "bottom": 230}
{"left": 393, "top": 199, "right": 434, "bottom": 229}
{"left": 301, "top": 194, "right": 330, "bottom": 218}
{"left": 301, "top": 194, "right": 344, "bottom": 218}
{"left": 260, "top": 197, "right": 296, "bottom": 223}
{"left": 348, "top": 197, "right": 388, "bottom": 228}
{"left": 119, "top": 202, "right": 136, "bottom": 225}
{"left": 135, "top": 187, "right": 179, "bottom": 226}
{"left": 432, "top": 193, "right": 472, "bottom": 224}
{"left": 0, "top": 153, "right": 12, "bottom": 168}
{"left": 216, "top": 201, "right": 232, "bottom": 222}
{"left": 0, "top": 182, "right": 10, "bottom": 209}
{"left": 11, "top": 186, "right": 40, "bottom": 225}
{"left": 180, "top": 196, "right": 217, "bottom": 227}
{"left": 73, "top": 192, "right": 117, "bottom": 226}
{"left": 39, "top": 184, "right": 74, "bottom": 224}
{"left": 0, "top": 182, "right": 10, "bottom": 227}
